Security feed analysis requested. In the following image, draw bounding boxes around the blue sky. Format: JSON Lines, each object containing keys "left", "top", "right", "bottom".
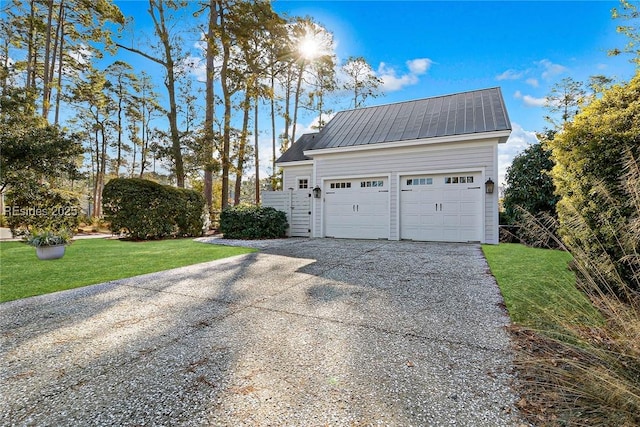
{"left": 108, "top": 0, "right": 637, "bottom": 185}
{"left": 270, "top": 1, "right": 637, "bottom": 184}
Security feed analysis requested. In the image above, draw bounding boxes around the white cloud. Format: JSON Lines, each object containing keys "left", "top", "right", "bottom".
{"left": 296, "top": 113, "right": 336, "bottom": 136}
{"left": 496, "top": 69, "right": 523, "bottom": 81}
{"left": 522, "top": 94, "right": 546, "bottom": 107}
{"left": 525, "top": 78, "right": 539, "bottom": 87}
{"left": 377, "top": 57, "right": 433, "bottom": 92}
{"left": 537, "top": 58, "right": 567, "bottom": 80}
{"left": 378, "top": 64, "right": 418, "bottom": 91}
{"left": 69, "top": 44, "right": 93, "bottom": 66}
{"left": 181, "top": 55, "right": 207, "bottom": 82}
{"left": 407, "top": 58, "right": 433, "bottom": 75}
{"left": 514, "top": 90, "right": 547, "bottom": 107}
{"left": 498, "top": 123, "right": 539, "bottom": 186}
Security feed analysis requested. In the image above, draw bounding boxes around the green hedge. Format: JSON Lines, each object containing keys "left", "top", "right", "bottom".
{"left": 220, "top": 205, "right": 288, "bottom": 239}
{"left": 102, "top": 178, "right": 205, "bottom": 240}
{"left": 4, "top": 182, "right": 81, "bottom": 235}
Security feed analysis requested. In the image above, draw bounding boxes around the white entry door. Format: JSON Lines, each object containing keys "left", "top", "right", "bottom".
{"left": 400, "top": 173, "right": 483, "bottom": 242}
{"left": 324, "top": 177, "right": 389, "bottom": 239}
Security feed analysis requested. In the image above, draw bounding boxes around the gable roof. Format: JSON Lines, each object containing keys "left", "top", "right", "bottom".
{"left": 277, "top": 87, "right": 511, "bottom": 163}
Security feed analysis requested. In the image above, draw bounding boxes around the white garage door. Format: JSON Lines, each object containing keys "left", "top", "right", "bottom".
{"left": 400, "top": 173, "right": 483, "bottom": 242}
{"left": 324, "top": 177, "right": 389, "bottom": 239}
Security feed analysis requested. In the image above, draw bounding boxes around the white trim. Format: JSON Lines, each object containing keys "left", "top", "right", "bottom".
{"left": 482, "top": 169, "right": 487, "bottom": 243}
{"left": 295, "top": 175, "right": 311, "bottom": 190}
{"left": 313, "top": 161, "right": 319, "bottom": 237}
{"left": 491, "top": 142, "right": 500, "bottom": 243}
{"left": 321, "top": 173, "right": 390, "bottom": 181}
{"left": 399, "top": 167, "right": 486, "bottom": 177}
{"left": 303, "top": 130, "right": 511, "bottom": 157}
{"left": 276, "top": 160, "right": 314, "bottom": 167}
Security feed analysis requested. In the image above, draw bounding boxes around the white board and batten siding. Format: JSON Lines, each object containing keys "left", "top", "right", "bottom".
{"left": 312, "top": 139, "right": 500, "bottom": 243}
{"left": 282, "top": 163, "right": 313, "bottom": 193}
{"left": 261, "top": 163, "right": 314, "bottom": 237}
{"left": 262, "top": 190, "right": 312, "bottom": 237}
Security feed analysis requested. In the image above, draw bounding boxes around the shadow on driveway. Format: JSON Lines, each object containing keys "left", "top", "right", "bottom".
{"left": 1, "top": 238, "right": 524, "bottom": 425}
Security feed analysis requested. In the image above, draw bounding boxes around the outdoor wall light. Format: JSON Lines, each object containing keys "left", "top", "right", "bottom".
{"left": 313, "top": 185, "right": 322, "bottom": 198}
{"left": 485, "top": 178, "right": 495, "bottom": 194}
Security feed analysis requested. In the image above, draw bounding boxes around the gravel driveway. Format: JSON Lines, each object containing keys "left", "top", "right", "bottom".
{"left": 1, "top": 238, "right": 524, "bottom": 426}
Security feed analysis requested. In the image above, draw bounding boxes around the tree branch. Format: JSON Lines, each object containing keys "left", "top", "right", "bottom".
{"left": 115, "top": 43, "right": 166, "bottom": 67}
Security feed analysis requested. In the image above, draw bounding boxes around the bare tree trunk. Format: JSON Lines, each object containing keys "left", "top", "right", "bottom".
{"left": 158, "top": 16, "right": 184, "bottom": 186}
{"left": 0, "top": 39, "right": 7, "bottom": 96}
{"left": 219, "top": 1, "right": 231, "bottom": 209}
{"left": 270, "top": 72, "right": 277, "bottom": 190}
{"left": 139, "top": 108, "right": 148, "bottom": 177}
{"left": 203, "top": 0, "right": 217, "bottom": 211}
{"left": 47, "top": 2, "right": 62, "bottom": 111}
{"left": 92, "top": 122, "right": 100, "bottom": 217}
{"left": 26, "top": 0, "right": 35, "bottom": 90}
{"left": 131, "top": 118, "right": 137, "bottom": 178}
{"left": 88, "top": 125, "right": 97, "bottom": 215}
{"left": 95, "top": 122, "right": 107, "bottom": 217}
{"left": 118, "top": 0, "right": 185, "bottom": 187}
{"left": 42, "top": 0, "right": 54, "bottom": 119}
{"left": 115, "top": 76, "right": 124, "bottom": 176}
{"left": 282, "top": 69, "right": 292, "bottom": 152}
{"left": 255, "top": 94, "right": 260, "bottom": 204}
{"left": 291, "top": 62, "right": 304, "bottom": 147}
{"left": 53, "top": 7, "right": 65, "bottom": 125}
{"left": 234, "top": 91, "right": 251, "bottom": 206}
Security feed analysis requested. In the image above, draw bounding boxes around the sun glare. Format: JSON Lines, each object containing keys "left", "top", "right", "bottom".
{"left": 299, "top": 35, "right": 320, "bottom": 60}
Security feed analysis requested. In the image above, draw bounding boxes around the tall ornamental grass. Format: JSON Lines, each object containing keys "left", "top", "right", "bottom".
{"left": 512, "top": 154, "right": 640, "bottom": 426}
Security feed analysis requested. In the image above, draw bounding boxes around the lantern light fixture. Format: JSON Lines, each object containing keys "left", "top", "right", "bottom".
{"left": 485, "top": 178, "right": 495, "bottom": 194}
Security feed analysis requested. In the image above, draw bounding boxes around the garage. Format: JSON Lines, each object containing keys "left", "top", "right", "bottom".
{"left": 400, "top": 173, "right": 483, "bottom": 242}
{"left": 271, "top": 88, "right": 511, "bottom": 244}
{"left": 324, "top": 177, "right": 389, "bottom": 239}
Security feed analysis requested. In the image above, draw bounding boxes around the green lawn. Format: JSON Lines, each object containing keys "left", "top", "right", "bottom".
{"left": 482, "top": 243, "right": 601, "bottom": 329}
{"left": 0, "top": 238, "right": 256, "bottom": 302}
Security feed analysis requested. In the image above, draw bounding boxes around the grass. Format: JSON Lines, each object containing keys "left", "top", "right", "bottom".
{"left": 0, "top": 238, "right": 256, "bottom": 302}
{"left": 482, "top": 243, "right": 601, "bottom": 329}
{"left": 484, "top": 243, "right": 640, "bottom": 425}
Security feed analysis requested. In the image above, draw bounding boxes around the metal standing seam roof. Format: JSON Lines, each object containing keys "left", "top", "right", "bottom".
{"left": 277, "top": 87, "right": 511, "bottom": 163}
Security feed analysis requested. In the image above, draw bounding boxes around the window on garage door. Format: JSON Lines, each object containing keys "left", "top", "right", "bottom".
{"left": 444, "top": 175, "right": 475, "bottom": 184}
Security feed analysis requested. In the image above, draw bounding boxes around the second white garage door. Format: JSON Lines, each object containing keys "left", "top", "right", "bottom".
{"left": 324, "top": 177, "right": 389, "bottom": 239}
{"left": 400, "top": 173, "right": 483, "bottom": 242}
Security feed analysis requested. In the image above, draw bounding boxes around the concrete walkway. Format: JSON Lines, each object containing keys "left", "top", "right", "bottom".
{"left": 1, "top": 239, "right": 524, "bottom": 426}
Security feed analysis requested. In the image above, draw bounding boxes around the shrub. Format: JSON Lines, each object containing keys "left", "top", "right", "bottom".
{"left": 170, "top": 186, "right": 207, "bottom": 237}
{"left": 102, "top": 178, "right": 205, "bottom": 240}
{"left": 548, "top": 71, "right": 640, "bottom": 298}
{"left": 4, "top": 182, "right": 81, "bottom": 235}
{"left": 503, "top": 140, "right": 559, "bottom": 225}
{"left": 219, "top": 205, "right": 288, "bottom": 239}
{"left": 25, "top": 228, "right": 73, "bottom": 247}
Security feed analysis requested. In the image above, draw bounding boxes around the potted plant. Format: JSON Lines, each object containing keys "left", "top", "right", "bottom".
{"left": 25, "top": 228, "right": 73, "bottom": 260}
